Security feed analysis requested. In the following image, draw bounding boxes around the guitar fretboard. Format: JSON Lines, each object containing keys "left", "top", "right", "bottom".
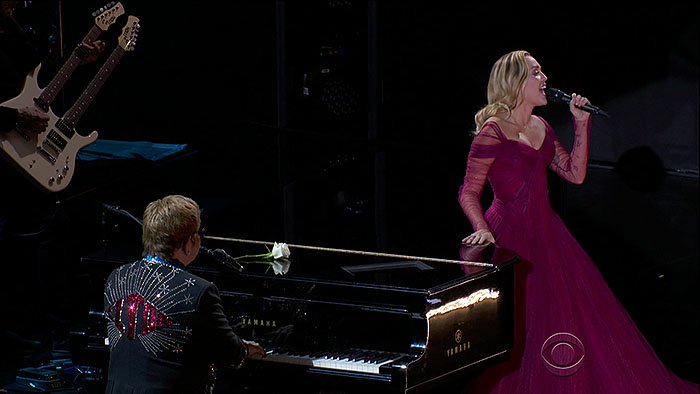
{"left": 35, "top": 25, "right": 104, "bottom": 111}
{"left": 62, "top": 45, "right": 127, "bottom": 129}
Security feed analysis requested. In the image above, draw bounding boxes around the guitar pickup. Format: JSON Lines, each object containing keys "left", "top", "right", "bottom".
{"left": 47, "top": 130, "right": 68, "bottom": 150}
{"left": 39, "top": 132, "right": 64, "bottom": 164}
{"left": 55, "top": 119, "right": 75, "bottom": 139}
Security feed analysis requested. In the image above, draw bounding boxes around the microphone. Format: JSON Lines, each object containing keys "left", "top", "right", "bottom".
{"left": 200, "top": 246, "right": 244, "bottom": 272}
{"left": 545, "top": 87, "right": 609, "bottom": 118}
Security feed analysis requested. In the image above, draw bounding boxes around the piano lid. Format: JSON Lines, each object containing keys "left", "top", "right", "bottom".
{"left": 195, "top": 238, "right": 517, "bottom": 295}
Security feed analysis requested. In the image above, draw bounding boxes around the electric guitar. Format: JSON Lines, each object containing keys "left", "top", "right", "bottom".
{"left": 0, "top": 14, "right": 139, "bottom": 192}
{"left": 35, "top": 2, "right": 126, "bottom": 113}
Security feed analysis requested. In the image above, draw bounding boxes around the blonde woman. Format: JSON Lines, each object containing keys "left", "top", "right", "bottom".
{"left": 459, "top": 50, "right": 697, "bottom": 393}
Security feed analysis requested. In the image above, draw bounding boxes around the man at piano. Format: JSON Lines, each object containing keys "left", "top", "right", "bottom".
{"left": 103, "top": 194, "right": 266, "bottom": 393}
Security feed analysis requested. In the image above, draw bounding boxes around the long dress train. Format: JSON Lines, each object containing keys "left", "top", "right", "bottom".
{"left": 458, "top": 118, "right": 698, "bottom": 393}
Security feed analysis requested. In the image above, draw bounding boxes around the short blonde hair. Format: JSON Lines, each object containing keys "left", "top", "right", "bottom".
{"left": 473, "top": 50, "right": 531, "bottom": 133}
{"left": 141, "top": 195, "right": 201, "bottom": 259}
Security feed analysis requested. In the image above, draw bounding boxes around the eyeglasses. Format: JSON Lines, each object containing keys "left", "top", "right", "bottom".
{"left": 191, "top": 225, "right": 206, "bottom": 239}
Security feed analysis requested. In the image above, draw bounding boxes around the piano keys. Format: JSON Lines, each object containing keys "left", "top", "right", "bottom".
{"left": 72, "top": 241, "right": 518, "bottom": 393}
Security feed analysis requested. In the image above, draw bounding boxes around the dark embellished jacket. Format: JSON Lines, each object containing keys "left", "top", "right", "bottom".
{"left": 103, "top": 256, "right": 246, "bottom": 394}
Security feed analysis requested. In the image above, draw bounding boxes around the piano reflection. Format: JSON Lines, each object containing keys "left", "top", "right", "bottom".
{"left": 72, "top": 239, "right": 518, "bottom": 393}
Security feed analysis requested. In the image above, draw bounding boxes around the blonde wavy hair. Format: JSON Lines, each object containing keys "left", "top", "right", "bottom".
{"left": 141, "top": 194, "right": 201, "bottom": 259}
{"left": 473, "top": 50, "right": 531, "bottom": 133}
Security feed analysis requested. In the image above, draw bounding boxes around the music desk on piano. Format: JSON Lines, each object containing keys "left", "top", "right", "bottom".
{"left": 73, "top": 242, "right": 518, "bottom": 393}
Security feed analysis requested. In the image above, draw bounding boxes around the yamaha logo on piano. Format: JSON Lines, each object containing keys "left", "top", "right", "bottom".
{"left": 240, "top": 317, "right": 278, "bottom": 328}
{"left": 447, "top": 329, "right": 471, "bottom": 357}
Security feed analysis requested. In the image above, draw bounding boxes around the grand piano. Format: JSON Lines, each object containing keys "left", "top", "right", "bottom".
{"left": 72, "top": 238, "right": 518, "bottom": 393}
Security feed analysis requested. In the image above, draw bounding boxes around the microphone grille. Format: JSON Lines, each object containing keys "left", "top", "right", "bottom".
{"left": 545, "top": 87, "right": 563, "bottom": 102}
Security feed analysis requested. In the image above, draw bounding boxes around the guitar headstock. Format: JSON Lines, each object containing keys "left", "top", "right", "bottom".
{"left": 93, "top": 2, "right": 125, "bottom": 31}
{"left": 117, "top": 16, "right": 140, "bottom": 52}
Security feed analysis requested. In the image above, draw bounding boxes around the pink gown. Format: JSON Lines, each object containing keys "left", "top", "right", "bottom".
{"left": 458, "top": 117, "right": 698, "bottom": 393}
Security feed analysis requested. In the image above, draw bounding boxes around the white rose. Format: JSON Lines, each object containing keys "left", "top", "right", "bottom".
{"left": 271, "top": 242, "right": 291, "bottom": 259}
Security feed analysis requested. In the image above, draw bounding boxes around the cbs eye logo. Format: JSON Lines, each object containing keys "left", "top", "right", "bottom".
{"left": 541, "top": 332, "right": 585, "bottom": 376}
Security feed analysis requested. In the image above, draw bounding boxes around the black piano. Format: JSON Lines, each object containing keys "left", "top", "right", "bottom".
{"left": 72, "top": 241, "right": 518, "bottom": 393}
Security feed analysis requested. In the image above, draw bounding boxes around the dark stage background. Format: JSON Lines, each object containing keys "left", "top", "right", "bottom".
{"left": 1, "top": 0, "right": 698, "bottom": 389}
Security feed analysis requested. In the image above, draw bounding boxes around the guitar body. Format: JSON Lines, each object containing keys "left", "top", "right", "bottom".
{"left": 0, "top": 64, "right": 98, "bottom": 192}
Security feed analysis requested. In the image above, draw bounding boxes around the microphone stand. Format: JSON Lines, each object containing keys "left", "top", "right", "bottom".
{"left": 200, "top": 246, "right": 244, "bottom": 272}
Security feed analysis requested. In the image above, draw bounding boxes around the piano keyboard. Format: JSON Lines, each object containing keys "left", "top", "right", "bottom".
{"left": 260, "top": 348, "right": 405, "bottom": 374}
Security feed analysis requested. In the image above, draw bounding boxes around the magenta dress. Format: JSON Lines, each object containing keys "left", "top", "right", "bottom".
{"left": 458, "top": 117, "right": 698, "bottom": 393}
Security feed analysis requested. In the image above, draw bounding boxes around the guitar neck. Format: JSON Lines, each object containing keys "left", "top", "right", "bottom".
{"left": 61, "top": 45, "right": 126, "bottom": 129}
{"left": 35, "top": 25, "right": 104, "bottom": 111}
